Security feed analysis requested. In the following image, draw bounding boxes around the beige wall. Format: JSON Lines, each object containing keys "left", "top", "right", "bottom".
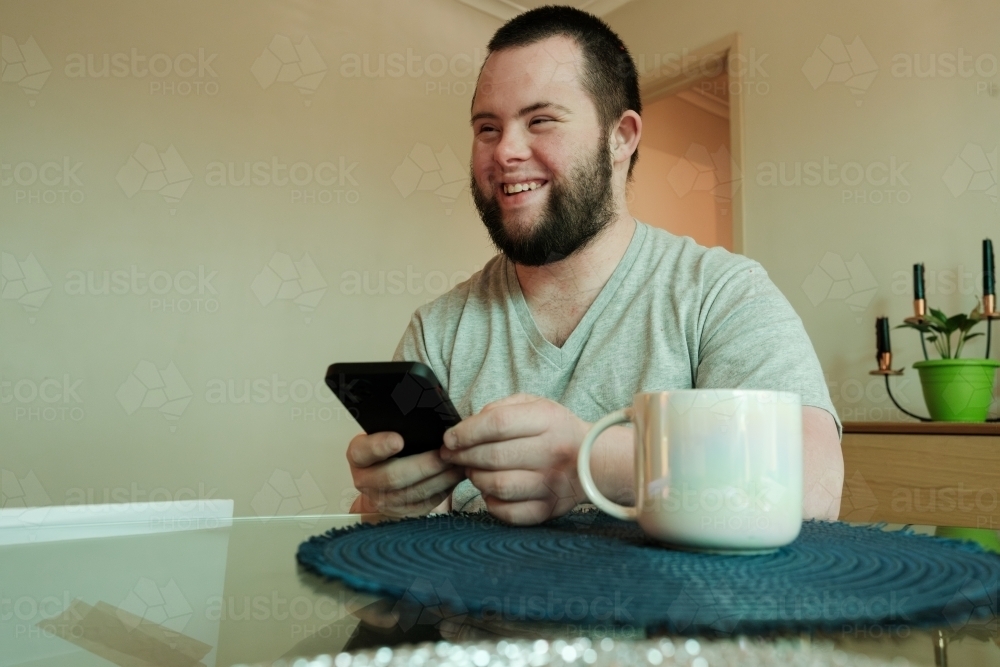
{"left": 609, "top": 0, "right": 1000, "bottom": 424}
{"left": 630, "top": 93, "right": 732, "bottom": 249}
{"left": 1, "top": 0, "right": 500, "bottom": 517}
{"left": 2, "top": 0, "right": 998, "bottom": 517}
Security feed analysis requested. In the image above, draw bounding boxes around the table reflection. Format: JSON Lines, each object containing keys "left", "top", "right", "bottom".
{"left": 0, "top": 512, "right": 996, "bottom": 667}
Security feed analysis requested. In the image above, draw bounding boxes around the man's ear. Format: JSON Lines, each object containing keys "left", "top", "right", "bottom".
{"left": 610, "top": 110, "right": 641, "bottom": 167}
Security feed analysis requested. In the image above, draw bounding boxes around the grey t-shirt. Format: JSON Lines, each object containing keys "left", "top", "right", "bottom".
{"left": 393, "top": 220, "right": 839, "bottom": 511}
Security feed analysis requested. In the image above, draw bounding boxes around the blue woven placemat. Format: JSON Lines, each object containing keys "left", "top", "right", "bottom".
{"left": 296, "top": 512, "right": 1000, "bottom": 635}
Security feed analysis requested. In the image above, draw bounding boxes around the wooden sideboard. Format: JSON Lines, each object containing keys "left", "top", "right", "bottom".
{"left": 840, "top": 421, "right": 1000, "bottom": 528}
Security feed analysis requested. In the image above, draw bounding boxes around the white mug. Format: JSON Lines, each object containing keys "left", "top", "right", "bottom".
{"left": 577, "top": 390, "right": 803, "bottom": 552}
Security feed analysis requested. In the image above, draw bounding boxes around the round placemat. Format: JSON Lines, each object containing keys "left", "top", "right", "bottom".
{"left": 296, "top": 512, "right": 1000, "bottom": 635}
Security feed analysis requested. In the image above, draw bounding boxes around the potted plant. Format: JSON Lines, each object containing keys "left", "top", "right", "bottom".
{"left": 896, "top": 304, "right": 1000, "bottom": 422}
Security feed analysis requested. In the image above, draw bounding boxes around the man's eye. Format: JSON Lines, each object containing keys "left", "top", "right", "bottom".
{"left": 530, "top": 117, "right": 552, "bottom": 126}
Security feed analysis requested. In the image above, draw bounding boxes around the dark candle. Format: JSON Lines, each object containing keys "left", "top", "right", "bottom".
{"left": 913, "top": 263, "right": 925, "bottom": 300}
{"left": 984, "top": 239, "right": 995, "bottom": 296}
{"left": 876, "top": 317, "right": 891, "bottom": 355}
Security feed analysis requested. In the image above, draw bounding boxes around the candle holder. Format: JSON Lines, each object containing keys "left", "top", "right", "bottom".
{"left": 902, "top": 298, "right": 927, "bottom": 325}
{"left": 982, "top": 294, "right": 999, "bottom": 319}
{"left": 870, "top": 242, "right": 1000, "bottom": 422}
{"left": 868, "top": 351, "right": 903, "bottom": 376}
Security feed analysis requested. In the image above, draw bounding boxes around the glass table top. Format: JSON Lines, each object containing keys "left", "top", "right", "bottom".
{"left": 0, "top": 514, "right": 997, "bottom": 667}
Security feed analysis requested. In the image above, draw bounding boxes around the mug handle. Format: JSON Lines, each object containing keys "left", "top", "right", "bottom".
{"left": 577, "top": 408, "right": 637, "bottom": 521}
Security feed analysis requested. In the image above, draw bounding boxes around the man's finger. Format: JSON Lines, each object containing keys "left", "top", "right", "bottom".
{"left": 380, "top": 467, "right": 465, "bottom": 506}
{"left": 467, "top": 469, "right": 546, "bottom": 502}
{"left": 379, "top": 489, "right": 454, "bottom": 518}
{"left": 347, "top": 432, "right": 403, "bottom": 468}
{"left": 444, "top": 403, "right": 548, "bottom": 450}
{"left": 354, "top": 449, "right": 454, "bottom": 492}
{"left": 441, "top": 436, "right": 548, "bottom": 469}
{"left": 479, "top": 393, "right": 538, "bottom": 411}
{"left": 354, "top": 482, "right": 455, "bottom": 518}
{"left": 483, "top": 496, "right": 554, "bottom": 525}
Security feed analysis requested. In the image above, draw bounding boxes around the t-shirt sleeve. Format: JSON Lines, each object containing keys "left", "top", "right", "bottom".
{"left": 392, "top": 312, "right": 429, "bottom": 364}
{"left": 391, "top": 306, "right": 453, "bottom": 395}
{"left": 694, "top": 260, "right": 841, "bottom": 438}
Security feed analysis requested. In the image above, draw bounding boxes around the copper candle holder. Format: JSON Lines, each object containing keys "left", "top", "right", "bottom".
{"left": 983, "top": 294, "right": 999, "bottom": 319}
{"left": 869, "top": 351, "right": 903, "bottom": 376}
{"left": 903, "top": 298, "right": 927, "bottom": 325}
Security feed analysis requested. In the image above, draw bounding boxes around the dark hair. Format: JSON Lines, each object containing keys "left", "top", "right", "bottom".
{"left": 485, "top": 5, "right": 641, "bottom": 176}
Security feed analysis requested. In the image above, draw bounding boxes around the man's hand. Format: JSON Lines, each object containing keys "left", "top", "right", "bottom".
{"left": 439, "top": 393, "right": 591, "bottom": 525}
{"left": 347, "top": 431, "right": 465, "bottom": 516}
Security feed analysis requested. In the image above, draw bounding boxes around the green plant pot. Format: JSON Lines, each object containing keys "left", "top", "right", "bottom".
{"left": 913, "top": 358, "right": 1000, "bottom": 422}
{"left": 934, "top": 526, "right": 1000, "bottom": 553}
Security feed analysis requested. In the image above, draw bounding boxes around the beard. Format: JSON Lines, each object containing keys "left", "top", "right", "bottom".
{"left": 471, "top": 134, "right": 616, "bottom": 267}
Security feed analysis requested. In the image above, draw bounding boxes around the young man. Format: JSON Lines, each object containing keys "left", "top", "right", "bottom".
{"left": 347, "top": 6, "right": 844, "bottom": 524}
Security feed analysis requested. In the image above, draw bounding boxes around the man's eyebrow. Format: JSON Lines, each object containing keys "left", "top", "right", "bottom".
{"left": 470, "top": 102, "right": 572, "bottom": 125}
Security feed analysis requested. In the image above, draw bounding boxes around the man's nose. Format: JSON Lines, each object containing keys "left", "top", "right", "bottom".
{"left": 494, "top": 126, "right": 531, "bottom": 165}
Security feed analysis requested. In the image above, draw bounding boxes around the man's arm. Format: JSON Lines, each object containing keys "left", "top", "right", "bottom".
{"left": 801, "top": 406, "right": 843, "bottom": 520}
{"left": 588, "top": 405, "right": 844, "bottom": 521}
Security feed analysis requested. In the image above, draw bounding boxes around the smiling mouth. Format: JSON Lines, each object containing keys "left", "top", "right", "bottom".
{"left": 502, "top": 180, "right": 547, "bottom": 196}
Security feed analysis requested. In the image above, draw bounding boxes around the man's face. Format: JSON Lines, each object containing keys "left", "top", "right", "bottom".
{"left": 470, "top": 36, "right": 616, "bottom": 266}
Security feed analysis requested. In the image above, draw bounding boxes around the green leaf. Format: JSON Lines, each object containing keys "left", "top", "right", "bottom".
{"left": 960, "top": 320, "right": 981, "bottom": 334}
{"left": 946, "top": 313, "right": 966, "bottom": 328}
{"left": 893, "top": 305, "right": 989, "bottom": 359}
{"left": 896, "top": 322, "right": 933, "bottom": 333}
{"left": 923, "top": 314, "right": 950, "bottom": 332}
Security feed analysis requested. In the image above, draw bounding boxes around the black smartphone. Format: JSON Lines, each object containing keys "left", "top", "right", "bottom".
{"left": 326, "top": 361, "right": 461, "bottom": 458}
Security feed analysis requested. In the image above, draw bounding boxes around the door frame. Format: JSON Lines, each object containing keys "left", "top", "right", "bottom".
{"left": 638, "top": 33, "right": 747, "bottom": 254}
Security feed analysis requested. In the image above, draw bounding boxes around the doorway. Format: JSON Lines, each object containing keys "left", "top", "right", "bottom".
{"left": 628, "top": 35, "right": 745, "bottom": 253}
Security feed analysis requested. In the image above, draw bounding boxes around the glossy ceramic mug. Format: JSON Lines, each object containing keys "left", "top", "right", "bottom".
{"left": 577, "top": 390, "right": 803, "bottom": 552}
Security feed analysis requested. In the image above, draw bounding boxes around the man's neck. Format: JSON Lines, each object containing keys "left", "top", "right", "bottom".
{"left": 513, "top": 212, "right": 636, "bottom": 313}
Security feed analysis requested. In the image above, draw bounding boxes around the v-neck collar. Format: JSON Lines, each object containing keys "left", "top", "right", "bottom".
{"left": 504, "top": 220, "right": 646, "bottom": 368}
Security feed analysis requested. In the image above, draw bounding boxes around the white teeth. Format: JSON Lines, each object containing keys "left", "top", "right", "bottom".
{"left": 504, "top": 181, "right": 541, "bottom": 194}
